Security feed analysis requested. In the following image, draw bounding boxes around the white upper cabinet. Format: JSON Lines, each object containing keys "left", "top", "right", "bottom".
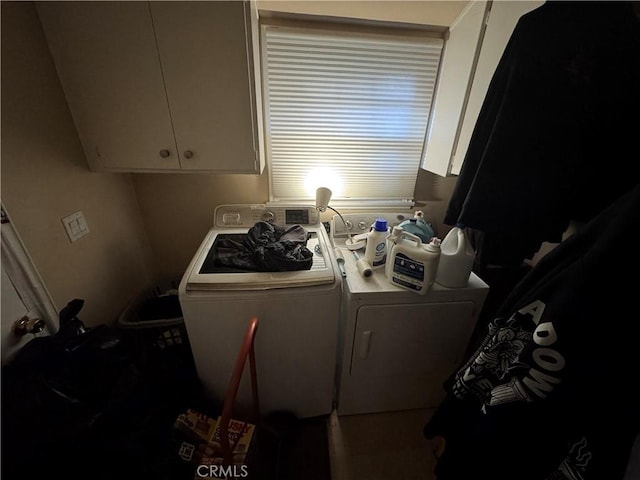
{"left": 449, "top": 0, "right": 544, "bottom": 175}
{"left": 36, "top": 1, "right": 264, "bottom": 173}
{"left": 421, "top": 1, "right": 543, "bottom": 177}
{"left": 421, "top": 1, "right": 489, "bottom": 178}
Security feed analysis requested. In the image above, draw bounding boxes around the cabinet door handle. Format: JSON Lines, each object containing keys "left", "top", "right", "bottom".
{"left": 159, "top": 149, "right": 171, "bottom": 158}
{"left": 183, "top": 150, "right": 194, "bottom": 159}
{"left": 359, "top": 330, "right": 372, "bottom": 359}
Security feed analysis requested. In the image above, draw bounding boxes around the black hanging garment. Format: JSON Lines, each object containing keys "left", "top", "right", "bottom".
{"left": 445, "top": 1, "right": 640, "bottom": 269}
{"left": 214, "top": 221, "right": 313, "bottom": 272}
{"left": 424, "top": 184, "right": 640, "bottom": 480}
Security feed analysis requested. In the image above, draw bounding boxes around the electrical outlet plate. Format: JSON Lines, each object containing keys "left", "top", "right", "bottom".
{"left": 61, "top": 211, "right": 89, "bottom": 242}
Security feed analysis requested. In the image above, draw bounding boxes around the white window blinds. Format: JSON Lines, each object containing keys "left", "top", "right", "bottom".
{"left": 262, "top": 23, "right": 443, "bottom": 206}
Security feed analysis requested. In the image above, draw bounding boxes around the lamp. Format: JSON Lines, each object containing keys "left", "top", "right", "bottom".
{"left": 315, "top": 187, "right": 372, "bottom": 278}
{"left": 315, "top": 187, "right": 333, "bottom": 212}
{"left": 315, "top": 186, "right": 350, "bottom": 240}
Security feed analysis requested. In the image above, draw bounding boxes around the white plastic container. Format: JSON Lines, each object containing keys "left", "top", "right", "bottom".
{"left": 386, "top": 231, "right": 441, "bottom": 295}
{"left": 385, "top": 225, "right": 405, "bottom": 279}
{"left": 436, "top": 224, "right": 476, "bottom": 288}
{"left": 364, "top": 218, "right": 389, "bottom": 269}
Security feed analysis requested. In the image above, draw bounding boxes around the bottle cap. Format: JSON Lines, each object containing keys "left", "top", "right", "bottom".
{"left": 373, "top": 219, "right": 388, "bottom": 232}
{"left": 424, "top": 237, "right": 441, "bottom": 252}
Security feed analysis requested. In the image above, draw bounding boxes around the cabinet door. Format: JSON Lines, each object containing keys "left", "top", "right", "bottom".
{"left": 36, "top": 1, "right": 180, "bottom": 170}
{"left": 420, "top": 1, "right": 489, "bottom": 177}
{"left": 150, "top": 1, "right": 259, "bottom": 173}
{"left": 350, "top": 302, "right": 475, "bottom": 410}
{"left": 450, "top": 1, "right": 544, "bottom": 175}
{"left": 421, "top": 1, "right": 544, "bottom": 177}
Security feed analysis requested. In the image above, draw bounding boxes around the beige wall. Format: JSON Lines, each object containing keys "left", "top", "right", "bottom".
{"left": 132, "top": 172, "right": 269, "bottom": 280}
{"left": 414, "top": 169, "right": 459, "bottom": 238}
{"left": 1, "top": 2, "right": 154, "bottom": 327}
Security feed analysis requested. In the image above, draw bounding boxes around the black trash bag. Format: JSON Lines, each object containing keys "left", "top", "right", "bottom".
{"left": 1, "top": 299, "right": 129, "bottom": 477}
{"left": 1, "top": 298, "right": 205, "bottom": 480}
{"left": 215, "top": 221, "right": 314, "bottom": 271}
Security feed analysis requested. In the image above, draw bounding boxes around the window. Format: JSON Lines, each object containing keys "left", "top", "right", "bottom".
{"left": 261, "top": 20, "right": 444, "bottom": 207}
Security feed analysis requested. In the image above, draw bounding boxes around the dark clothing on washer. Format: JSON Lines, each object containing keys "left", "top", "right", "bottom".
{"left": 214, "top": 221, "right": 313, "bottom": 272}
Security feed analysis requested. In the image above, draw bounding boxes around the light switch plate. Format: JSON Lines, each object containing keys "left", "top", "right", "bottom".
{"left": 61, "top": 211, "right": 89, "bottom": 242}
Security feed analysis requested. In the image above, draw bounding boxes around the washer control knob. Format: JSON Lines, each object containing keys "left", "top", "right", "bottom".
{"left": 358, "top": 221, "right": 369, "bottom": 230}
{"left": 262, "top": 211, "right": 275, "bottom": 223}
{"left": 344, "top": 220, "right": 353, "bottom": 231}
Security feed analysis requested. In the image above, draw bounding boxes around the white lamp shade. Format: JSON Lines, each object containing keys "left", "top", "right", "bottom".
{"left": 315, "top": 187, "right": 332, "bottom": 211}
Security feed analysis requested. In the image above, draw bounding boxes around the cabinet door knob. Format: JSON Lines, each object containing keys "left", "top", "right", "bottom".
{"left": 183, "top": 150, "right": 194, "bottom": 159}
{"left": 159, "top": 149, "right": 171, "bottom": 158}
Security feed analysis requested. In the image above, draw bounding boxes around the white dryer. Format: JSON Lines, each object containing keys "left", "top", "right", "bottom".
{"left": 331, "top": 212, "right": 490, "bottom": 416}
{"left": 179, "top": 204, "right": 341, "bottom": 419}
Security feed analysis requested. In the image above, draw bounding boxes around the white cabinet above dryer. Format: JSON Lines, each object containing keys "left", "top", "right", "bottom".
{"left": 421, "top": 0, "right": 544, "bottom": 177}
{"left": 36, "top": 1, "right": 264, "bottom": 174}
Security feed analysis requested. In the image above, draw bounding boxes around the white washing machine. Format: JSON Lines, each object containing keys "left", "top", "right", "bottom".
{"left": 331, "top": 212, "right": 490, "bottom": 416}
{"left": 179, "top": 204, "right": 341, "bottom": 419}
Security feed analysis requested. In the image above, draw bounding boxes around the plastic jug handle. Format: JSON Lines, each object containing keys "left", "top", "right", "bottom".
{"left": 459, "top": 228, "right": 476, "bottom": 255}
{"left": 454, "top": 227, "right": 476, "bottom": 256}
{"left": 457, "top": 228, "right": 466, "bottom": 252}
{"left": 397, "top": 231, "right": 422, "bottom": 246}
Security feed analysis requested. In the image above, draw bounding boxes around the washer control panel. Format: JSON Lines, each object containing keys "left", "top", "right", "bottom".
{"left": 331, "top": 212, "right": 414, "bottom": 238}
{"left": 214, "top": 204, "right": 320, "bottom": 228}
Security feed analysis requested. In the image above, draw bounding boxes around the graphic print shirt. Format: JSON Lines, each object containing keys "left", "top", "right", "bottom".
{"left": 425, "top": 184, "right": 640, "bottom": 480}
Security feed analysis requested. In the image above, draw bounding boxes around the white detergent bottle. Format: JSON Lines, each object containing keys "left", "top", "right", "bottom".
{"left": 364, "top": 218, "right": 388, "bottom": 270}
{"left": 436, "top": 223, "right": 476, "bottom": 288}
{"left": 385, "top": 226, "right": 405, "bottom": 279}
{"left": 386, "top": 232, "right": 441, "bottom": 295}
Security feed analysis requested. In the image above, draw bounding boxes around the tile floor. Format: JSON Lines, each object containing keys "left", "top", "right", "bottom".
{"left": 327, "top": 408, "right": 438, "bottom": 480}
